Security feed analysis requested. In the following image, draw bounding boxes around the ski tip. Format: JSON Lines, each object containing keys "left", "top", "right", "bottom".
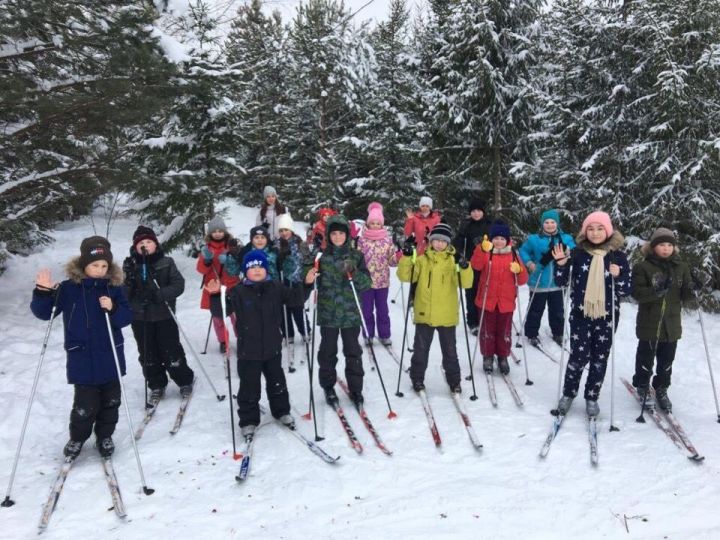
{"left": 387, "top": 411, "right": 398, "bottom": 419}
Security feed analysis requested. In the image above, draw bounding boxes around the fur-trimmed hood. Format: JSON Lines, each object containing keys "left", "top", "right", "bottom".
{"left": 65, "top": 257, "right": 124, "bottom": 285}
{"left": 640, "top": 241, "right": 680, "bottom": 257}
{"left": 576, "top": 230, "right": 625, "bottom": 252}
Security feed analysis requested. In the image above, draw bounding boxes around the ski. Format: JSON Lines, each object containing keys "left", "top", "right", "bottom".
{"left": 450, "top": 392, "right": 483, "bottom": 450}
{"left": 235, "top": 434, "right": 255, "bottom": 482}
{"left": 380, "top": 342, "right": 402, "bottom": 367}
{"left": 134, "top": 398, "right": 161, "bottom": 440}
{"left": 38, "top": 457, "right": 75, "bottom": 531}
{"left": 338, "top": 378, "right": 392, "bottom": 455}
{"left": 101, "top": 458, "right": 127, "bottom": 518}
{"left": 500, "top": 373, "right": 524, "bottom": 407}
{"left": 588, "top": 416, "right": 599, "bottom": 466}
{"left": 169, "top": 392, "right": 193, "bottom": 435}
{"left": 539, "top": 414, "right": 565, "bottom": 459}
{"left": 656, "top": 403, "right": 705, "bottom": 462}
{"left": 416, "top": 389, "right": 442, "bottom": 447}
{"left": 621, "top": 378, "right": 702, "bottom": 462}
{"left": 485, "top": 372, "right": 498, "bottom": 407}
{"left": 327, "top": 400, "right": 363, "bottom": 454}
{"left": 283, "top": 423, "right": 342, "bottom": 464}
{"left": 528, "top": 339, "right": 559, "bottom": 364}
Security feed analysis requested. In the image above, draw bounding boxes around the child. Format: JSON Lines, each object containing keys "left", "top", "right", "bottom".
{"left": 397, "top": 222, "right": 474, "bottom": 392}
{"left": 304, "top": 214, "right": 372, "bottom": 406}
{"left": 31, "top": 236, "right": 132, "bottom": 458}
{"left": 196, "top": 216, "right": 241, "bottom": 354}
{"left": 631, "top": 227, "right": 693, "bottom": 411}
{"left": 275, "top": 214, "right": 311, "bottom": 343}
{"left": 236, "top": 225, "right": 280, "bottom": 281}
{"left": 308, "top": 207, "right": 338, "bottom": 252}
{"left": 357, "top": 202, "right": 399, "bottom": 346}
{"left": 123, "top": 226, "right": 194, "bottom": 401}
{"left": 519, "top": 209, "right": 576, "bottom": 346}
{"left": 470, "top": 221, "right": 528, "bottom": 375}
{"left": 256, "top": 185, "right": 291, "bottom": 241}
{"left": 229, "top": 250, "right": 303, "bottom": 435}
{"left": 452, "top": 199, "right": 492, "bottom": 334}
{"left": 553, "top": 211, "right": 631, "bottom": 417}
{"left": 404, "top": 196, "right": 442, "bottom": 256}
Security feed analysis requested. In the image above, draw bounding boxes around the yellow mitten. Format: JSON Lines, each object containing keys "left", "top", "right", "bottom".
{"left": 510, "top": 262, "right": 522, "bottom": 274}
{"left": 481, "top": 235, "right": 493, "bottom": 252}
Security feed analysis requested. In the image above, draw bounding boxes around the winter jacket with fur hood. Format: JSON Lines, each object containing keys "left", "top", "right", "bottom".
{"left": 30, "top": 259, "right": 132, "bottom": 385}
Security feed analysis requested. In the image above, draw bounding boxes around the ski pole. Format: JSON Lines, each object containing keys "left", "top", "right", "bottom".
{"left": 636, "top": 298, "right": 667, "bottom": 424}
{"left": 303, "top": 254, "right": 322, "bottom": 441}
{"left": 347, "top": 272, "right": 397, "bottom": 418}
{"left": 395, "top": 248, "right": 416, "bottom": 397}
{"left": 220, "top": 286, "right": 240, "bottom": 460}
{"left": 556, "top": 263, "right": 573, "bottom": 403}
{"left": 280, "top": 271, "right": 295, "bottom": 374}
{"left": 470, "top": 251, "right": 494, "bottom": 372}
{"left": 697, "top": 305, "right": 720, "bottom": 423}
{"left": 2, "top": 285, "right": 62, "bottom": 508}
{"left": 511, "top": 248, "right": 533, "bottom": 386}
{"left": 151, "top": 278, "right": 225, "bottom": 401}
{"left": 104, "top": 312, "right": 154, "bottom": 495}
{"left": 456, "top": 262, "right": 478, "bottom": 400}
{"left": 609, "top": 275, "right": 619, "bottom": 431}
{"left": 200, "top": 316, "right": 212, "bottom": 355}
{"left": 140, "top": 248, "right": 151, "bottom": 409}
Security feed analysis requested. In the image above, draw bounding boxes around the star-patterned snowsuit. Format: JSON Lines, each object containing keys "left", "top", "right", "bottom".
{"left": 555, "top": 231, "right": 632, "bottom": 400}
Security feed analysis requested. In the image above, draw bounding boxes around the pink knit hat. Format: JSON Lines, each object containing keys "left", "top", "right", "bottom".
{"left": 367, "top": 202, "right": 384, "bottom": 226}
{"left": 581, "top": 211, "right": 613, "bottom": 237}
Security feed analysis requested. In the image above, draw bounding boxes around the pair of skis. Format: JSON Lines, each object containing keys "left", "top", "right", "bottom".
{"left": 482, "top": 369, "right": 524, "bottom": 408}
{"left": 415, "top": 388, "right": 483, "bottom": 451}
{"left": 134, "top": 391, "right": 194, "bottom": 441}
{"left": 621, "top": 378, "right": 704, "bottom": 462}
{"left": 38, "top": 456, "right": 126, "bottom": 532}
{"left": 539, "top": 412, "right": 599, "bottom": 466}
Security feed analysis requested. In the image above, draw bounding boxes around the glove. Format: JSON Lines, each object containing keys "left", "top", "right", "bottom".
{"left": 454, "top": 252, "right": 469, "bottom": 269}
{"left": 539, "top": 250, "right": 554, "bottom": 266}
{"left": 402, "top": 235, "right": 416, "bottom": 256}
{"left": 510, "top": 261, "right": 522, "bottom": 274}
{"left": 262, "top": 221, "right": 270, "bottom": 230}
{"left": 201, "top": 246, "right": 213, "bottom": 264}
{"left": 228, "top": 238, "right": 240, "bottom": 255}
{"left": 652, "top": 273, "right": 671, "bottom": 297}
{"left": 218, "top": 253, "right": 228, "bottom": 265}
{"left": 481, "top": 235, "right": 493, "bottom": 252}
{"left": 122, "top": 257, "right": 137, "bottom": 284}
{"left": 340, "top": 259, "right": 356, "bottom": 274}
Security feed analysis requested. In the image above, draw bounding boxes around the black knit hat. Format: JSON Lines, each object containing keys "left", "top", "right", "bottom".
{"left": 649, "top": 227, "right": 676, "bottom": 248}
{"left": 132, "top": 225, "right": 159, "bottom": 248}
{"left": 249, "top": 225, "right": 270, "bottom": 242}
{"left": 428, "top": 222, "right": 453, "bottom": 244}
{"left": 468, "top": 199, "right": 485, "bottom": 213}
{"left": 79, "top": 236, "right": 113, "bottom": 269}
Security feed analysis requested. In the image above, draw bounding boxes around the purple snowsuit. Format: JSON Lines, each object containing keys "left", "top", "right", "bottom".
{"left": 357, "top": 232, "right": 398, "bottom": 340}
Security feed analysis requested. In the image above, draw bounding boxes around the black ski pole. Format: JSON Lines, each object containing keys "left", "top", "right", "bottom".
{"left": 395, "top": 248, "right": 416, "bottom": 397}
{"left": 220, "top": 286, "right": 240, "bottom": 460}
{"left": 511, "top": 248, "right": 533, "bottom": 386}
{"left": 456, "top": 261, "right": 478, "bottom": 400}
{"left": 200, "top": 316, "right": 212, "bottom": 355}
{"left": 303, "top": 253, "right": 322, "bottom": 440}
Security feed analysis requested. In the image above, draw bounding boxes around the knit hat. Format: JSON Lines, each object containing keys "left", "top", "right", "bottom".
{"left": 367, "top": 201, "right": 385, "bottom": 226}
{"left": 649, "top": 227, "right": 676, "bottom": 248}
{"left": 207, "top": 216, "right": 227, "bottom": 234}
{"left": 428, "top": 222, "right": 453, "bottom": 244}
{"left": 419, "top": 196, "right": 433, "bottom": 209}
{"left": 242, "top": 249, "right": 269, "bottom": 273}
{"left": 489, "top": 220, "right": 511, "bottom": 242}
{"left": 277, "top": 213, "right": 294, "bottom": 232}
{"left": 263, "top": 186, "right": 277, "bottom": 198}
{"left": 580, "top": 211, "right": 613, "bottom": 237}
{"left": 79, "top": 236, "right": 113, "bottom": 269}
{"left": 249, "top": 225, "right": 270, "bottom": 242}
{"left": 132, "top": 225, "right": 159, "bottom": 249}
{"left": 468, "top": 199, "right": 485, "bottom": 213}
{"left": 540, "top": 209, "right": 560, "bottom": 227}
{"left": 326, "top": 215, "right": 350, "bottom": 236}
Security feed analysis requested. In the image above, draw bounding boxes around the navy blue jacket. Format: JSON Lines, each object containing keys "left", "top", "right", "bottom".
{"left": 30, "top": 260, "right": 132, "bottom": 385}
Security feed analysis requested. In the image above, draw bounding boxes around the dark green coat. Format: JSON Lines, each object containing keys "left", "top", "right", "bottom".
{"left": 632, "top": 249, "right": 694, "bottom": 341}
{"left": 308, "top": 217, "right": 371, "bottom": 328}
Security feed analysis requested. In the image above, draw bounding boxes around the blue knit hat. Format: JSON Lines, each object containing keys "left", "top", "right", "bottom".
{"left": 489, "top": 220, "right": 511, "bottom": 241}
{"left": 541, "top": 209, "right": 560, "bottom": 228}
{"left": 242, "top": 249, "right": 269, "bottom": 273}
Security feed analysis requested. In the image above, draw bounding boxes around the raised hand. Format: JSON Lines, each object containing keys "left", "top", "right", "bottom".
{"left": 35, "top": 268, "right": 56, "bottom": 290}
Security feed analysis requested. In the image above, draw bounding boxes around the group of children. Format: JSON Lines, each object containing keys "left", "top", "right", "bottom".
{"left": 31, "top": 184, "right": 704, "bottom": 458}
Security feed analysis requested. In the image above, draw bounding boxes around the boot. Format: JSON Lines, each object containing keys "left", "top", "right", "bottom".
{"left": 483, "top": 356, "right": 494, "bottom": 374}
{"left": 379, "top": 337, "right": 392, "bottom": 346}
{"left": 412, "top": 380, "right": 425, "bottom": 392}
{"left": 97, "top": 437, "right": 114, "bottom": 458}
{"left": 240, "top": 424, "right": 256, "bottom": 438}
{"left": 449, "top": 383, "right": 462, "bottom": 394}
{"left": 324, "top": 387, "right": 339, "bottom": 406}
{"left": 279, "top": 414, "right": 295, "bottom": 428}
{"left": 636, "top": 386, "right": 654, "bottom": 410}
{"left": 528, "top": 337, "right": 541, "bottom": 348}
{"left": 219, "top": 342, "right": 227, "bottom": 354}
{"left": 63, "top": 440, "right": 83, "bottom": 459}
{"left": 150, "top": 386, "right": 165, "bottom": 402}
{"left": 556, "top": 395, "right": 574, "bottom": 415}
{"left": 470, "top": 327, "right": 479, "bottom": 336}
{"left": 655, "top": 387, "right": 672, "bottom": 412}
{"left": 552, "top": 335, "right": 563, "bottom": 346}
{"left": 497, "top": 356, "right": 510, "bottom": 375}
{"left": 349, "top": 391, "right": 364, "bottom": 408}
{"left": 179, "top": 380, "right": 194, "bottom": 399}
{"left": 586, "top": 399, "right": 600, "bottom": 417}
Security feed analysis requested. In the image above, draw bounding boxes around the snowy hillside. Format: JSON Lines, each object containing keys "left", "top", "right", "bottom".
{"left": 2, "top": 203, "right": 720, "bottom": 539}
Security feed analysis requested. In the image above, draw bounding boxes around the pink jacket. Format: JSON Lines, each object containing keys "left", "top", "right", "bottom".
{"left": 357, "top": 234, "right": 398, "bottom": 289}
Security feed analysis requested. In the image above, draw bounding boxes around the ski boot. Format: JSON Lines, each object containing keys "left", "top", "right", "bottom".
{"left": 497, "top": 356, "right": 510, "bottom": 375}
{"left": 150, "top": 386, "right": 166, "bottom": 402}
{"left": 655, "top": 387, "right": 672, "bottom": 412}
{"left": 555, "top": 395, "right": 574, "bottom": 415}
{"left": 585, "top": 399, "right": 600, "bottom": 417}
{"left": 63, "top": 440, "right": 83, "bottom": 459}
{"left": 97, "top": 437, "right": 114, "bottom": 458}
{"left": 179, "top": 381, "right": 194, "bottom": 399}
{"left": 241, "top": 424, "right": 256, "bottom": 438}
{"left": 279, "top": 414, "right": 295, "bottom": 428}
{"left": 636, "top": 386, "right": 654, "bottom": 410}
{"left": 528, "top": 337, "right": 541, "bottom": 348}
{"left": 324, "top": 387, "right": 339, "bottom": 406}
{"left": 219, "top": 342, "right": 227, "bottom": 354}
{"left": 483, "top": 356, "right": 494, "bottom": 374}
{"left": 449, "top": 383, "right": 462, "bottom": 394}
{"left": 349, "top": 391, "right": 364, "bottom": 408}
{"left": 412, "top": 380, "right": 425, "bottom": 392}
{"left": 379, "top": 337, "right": 392, "bottom": 346}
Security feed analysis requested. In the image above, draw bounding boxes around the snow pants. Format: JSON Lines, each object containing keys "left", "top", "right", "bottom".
{"left": 132, "top": 319, "right": 194, "bottom": 390}
{"left": 632, "top": 340, "right": 678, "bottom": 389}
{"left": 236, "top": 353, "right": 290, "bottom": 427}
{"left": 479, "top": 308, "right": 513, "bottom": 358}
{"left": 409, "top": 324, "right": 461, "bottom": 388}
{"left": 361, "top": 287, "right": 391, "bottom": 340}
{"left": 69, "top": 380, "right": 121, "bottom": 442}
{"left": 317, "top": 326, "right": 364, "bottom": 394}
{"left": 524, "top": 290, "right": 564, "bottom": 339}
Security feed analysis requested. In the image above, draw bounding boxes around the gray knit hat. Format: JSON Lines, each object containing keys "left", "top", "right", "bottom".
{"left": 428, "top": 222, "right": 452, "bottom": 244}
{"left": 263, "top": 186, "right": 277, "bottom": 198}
{"left": 207, "top": 216, "right": 227, "bottom": 234}
{"left": 649, "top": 227, "right": 676, "bottom": 248}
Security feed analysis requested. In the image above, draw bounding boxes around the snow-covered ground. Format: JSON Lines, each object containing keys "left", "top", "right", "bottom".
{"left": 2, "top": 202, "right": 720, "bottom": 539}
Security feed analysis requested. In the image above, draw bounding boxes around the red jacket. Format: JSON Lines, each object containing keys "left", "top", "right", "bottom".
{"left": 404, "top": 210, "right": 441, "bottom": 255}
{"left": 471, "top": 246, "right": 528, "bottom": 313}
{"left": 196, "top": 239, "right": 240, "bottom": 310}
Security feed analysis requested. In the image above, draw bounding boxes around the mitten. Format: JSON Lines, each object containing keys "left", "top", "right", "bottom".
{"left": 481, "top": 235, "right": 493, "bottom": 252}
{"left": 218, "top": 253, "right": 228, "bottom": 265}
{"left": 510, "top": 261, "right": 522, "bottom": 274}
{"left": 201, "top": 246, "right": 213, "bottom": 264}
{"left": 539, "top": 250, "right": 554, "bottom": 266}
{"left": 341, "top": 259, "right": 356, "bottom": 274}
{"left": 402, "top": 235, "right": 416, "bottom": 256}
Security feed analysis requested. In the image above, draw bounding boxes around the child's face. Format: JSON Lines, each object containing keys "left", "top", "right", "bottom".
{"left": 252, "top": 234, "right": 268, "bottom": 249}
{"left": 431, "top": 239, "right": 448, "bottom": 251}
{"left": 419, "top": 204, "right": 431, "bottom": 215}
{"left": 211, "top": 230, "right": 225, "bottom": 241}
{"left": 367, "top": 220, "right": 383, "bottom": 230}
{"left": 265, "top": 194, "right": 277, "bottom": 205}
{"left": 135, "top": 239, "right": 157, "bottom": 255}
{"left": 246, "top": 266, "right": 267, "bottom": 281}
{"left": 542, "top": 219, "right": 558, "bottom": 235}
{"left": 85, "top": 260, "right": 109, "bottom": 278}
{"left": 585, "top": 223, "right": 608, "bottom": 244}
{"left": 492, "top": 236, "right": 508, "bottom": 249}
{"left": 470, "top": 209, "right": 484, "bottom": 221}
{"left": 330, "top": 230, "right": 346, "bottom": 246}
{"left": 653, "top": 242, "right": 674, "bottom": 258}
{"left": 278, "top": 228, "right": 292, "bottom": 241}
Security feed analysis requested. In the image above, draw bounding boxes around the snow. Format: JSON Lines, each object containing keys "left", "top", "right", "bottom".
{"left": 3, "top": 201, "right": 720, "bottom": 538}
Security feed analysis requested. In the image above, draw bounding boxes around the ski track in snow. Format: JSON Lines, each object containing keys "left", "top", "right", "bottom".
{"left": 2, "top": 202, "right": 720, "bottom": 539}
